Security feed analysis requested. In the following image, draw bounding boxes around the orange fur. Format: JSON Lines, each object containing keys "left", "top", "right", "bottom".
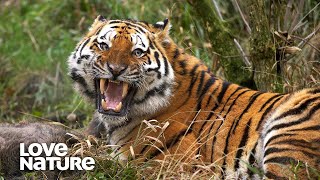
{"left": 71, "top": 17, "right": 320, "bottom": 179}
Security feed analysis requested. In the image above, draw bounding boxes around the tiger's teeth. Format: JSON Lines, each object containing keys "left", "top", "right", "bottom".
{"left": 100, "top": 79, "right": 106, "bottom": 93}
{"left": 114, "top": 102, "right": 122, "bottom": 112}
{"left": 110, "top": 80, "right": 120, "bottom": 84}
{"left": 122, "top": 83, "right": 129, "bottom": 98}
{"left": 101, "top": 99, "right": 108, "bottom": 110}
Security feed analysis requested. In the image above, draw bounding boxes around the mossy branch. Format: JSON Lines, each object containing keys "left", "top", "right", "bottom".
{"left": 246, "top": 0, "right": 279, "bottom": 92}
{"left": 187, "top": 0, "right": 255, "bottom": 88}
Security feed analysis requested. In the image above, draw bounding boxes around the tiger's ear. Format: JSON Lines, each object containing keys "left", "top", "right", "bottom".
{"left": 153, "top": 18, "right": 171, "bottom": 45}
{"left": 153, "top": 18, "right": 171, "bottom": 34}
{"left": 89, "top": 15, "right": 107, "bottom": 31}
{"left": 96, "top": 15, "right": 107, "bottom": 22}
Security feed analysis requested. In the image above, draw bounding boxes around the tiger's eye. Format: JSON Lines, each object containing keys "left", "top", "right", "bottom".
{"left": 133, "top": 48, "right": 144, "bottom": 58}
{"left": 99, "top": 42, "right": 109, "bottom": 50}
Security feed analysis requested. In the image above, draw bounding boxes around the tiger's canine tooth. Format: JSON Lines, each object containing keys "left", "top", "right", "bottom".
{"left": 101, "top": 99, "right": 108, "bottom": 110}
{"left": 114, "top": 102, "right": 122, "bottom": 112}
{"left": 122, "top": 83, "right": 129, "bottom": 98}
{"left": 100, "top": 79, "right": 106, "bottom": 93}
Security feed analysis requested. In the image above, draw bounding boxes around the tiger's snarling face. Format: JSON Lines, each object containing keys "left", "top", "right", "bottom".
{"left": 68, "top": 16, "right": 174, "bottom": 125}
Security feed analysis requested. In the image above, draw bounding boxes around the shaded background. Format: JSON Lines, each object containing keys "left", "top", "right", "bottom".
{"left": 0, "top": 0, "right": 319, "bottom": 127}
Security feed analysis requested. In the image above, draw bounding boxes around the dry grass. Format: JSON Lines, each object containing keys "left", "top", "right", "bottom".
{"left": 52, "top": 118, "right": 319, "bottom": 179}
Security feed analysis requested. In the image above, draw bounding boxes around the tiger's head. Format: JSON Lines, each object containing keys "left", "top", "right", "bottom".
{"left": 68, "top": 16, "right": 175, "bottom": 126}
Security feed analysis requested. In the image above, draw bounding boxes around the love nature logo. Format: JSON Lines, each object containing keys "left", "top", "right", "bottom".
{"left": 20, "top": 143, "right": 95, "bottom": 171}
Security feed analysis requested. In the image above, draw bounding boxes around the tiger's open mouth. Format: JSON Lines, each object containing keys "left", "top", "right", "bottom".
{"left": 95, "top": 79, "right": 136, "bottom": 116}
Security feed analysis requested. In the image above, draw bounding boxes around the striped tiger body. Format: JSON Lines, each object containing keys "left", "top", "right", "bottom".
{"left": 68, "top": 16, "right": 320, "bottom": 179}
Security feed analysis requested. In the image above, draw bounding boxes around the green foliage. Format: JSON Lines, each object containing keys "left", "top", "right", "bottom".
{"left": 289, "top": 160, "right": 320, "bottom": 180}
{"left": 85, "top": 160, "right": 138, "bottom": 180}
{"left": 189, "top": 0, "right": 254, "bottom": 87}
{"left": 0, "top": 1, "right": 83, "bottom": 122}
{"left": 241, "top": 160, "right": 264, "bottom": 178}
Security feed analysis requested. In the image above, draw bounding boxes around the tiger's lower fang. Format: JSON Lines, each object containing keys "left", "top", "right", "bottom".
{"left": 114, "top": 102, "right": 122, "bottom": 112}
{"left": 101, "top": 99, "right": 108, "bottom": 110}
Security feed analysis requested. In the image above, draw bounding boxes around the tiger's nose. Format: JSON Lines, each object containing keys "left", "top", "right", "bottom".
{"left": 107, "top": 62, "right": 128, "bottom": 78}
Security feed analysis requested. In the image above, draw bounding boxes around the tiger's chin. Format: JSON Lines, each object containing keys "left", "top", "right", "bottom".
{"left": 95, "top": 78, "right": 137, "bottom": 117}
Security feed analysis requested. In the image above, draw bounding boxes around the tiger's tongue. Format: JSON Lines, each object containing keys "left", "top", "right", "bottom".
{"left": 103, "top": 82, "right": 123, "bottom": 111}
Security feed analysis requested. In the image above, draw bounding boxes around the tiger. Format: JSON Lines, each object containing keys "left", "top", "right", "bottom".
{"left": 68, "top": 15, "right": 320, "bottom": 179}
